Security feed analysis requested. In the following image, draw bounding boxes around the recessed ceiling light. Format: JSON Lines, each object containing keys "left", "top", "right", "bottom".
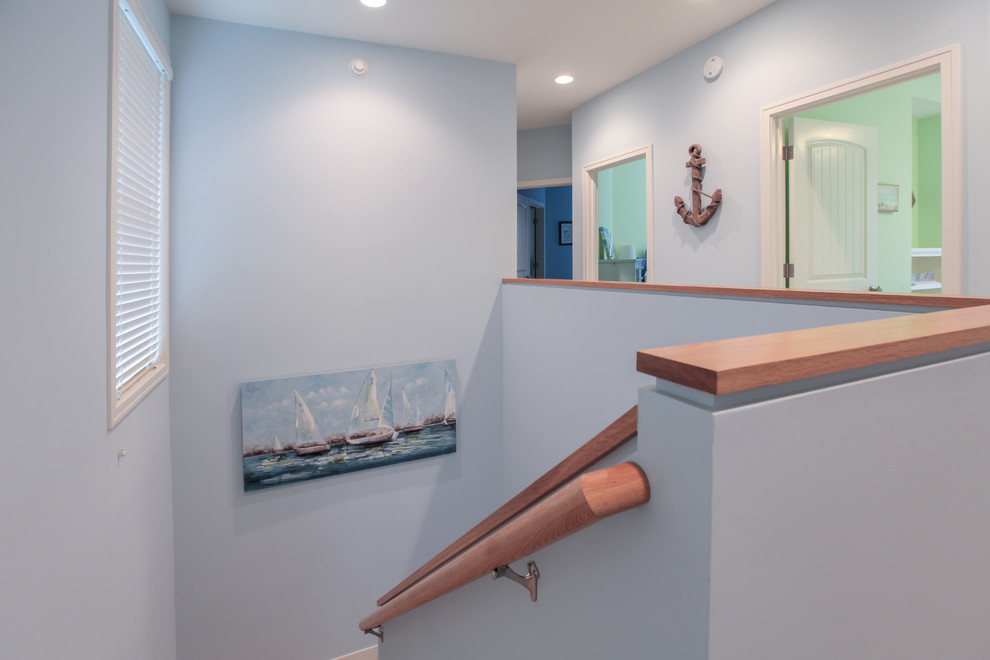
{"left": 361, "top": 0, "right": 386, "bottom": 7}
{"left": 554, "top": 75, "right": 574, "bottom": 85}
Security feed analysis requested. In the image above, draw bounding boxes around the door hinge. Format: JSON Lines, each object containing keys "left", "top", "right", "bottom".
{"left": 783, "top": 263, "right": 795, "bottom": 279}
{"left": 782, "top": 145, "right": 794, "bottom": 161}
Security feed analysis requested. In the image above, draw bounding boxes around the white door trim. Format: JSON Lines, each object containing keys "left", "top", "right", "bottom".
{"left": 518, "top": 177, "right": 572, "bottom": 190}
{"left": 760, "top": 44, "right": 961, "bottom": 293}
{"left": 581, "top": 144, "right": 654, "bottom": 282}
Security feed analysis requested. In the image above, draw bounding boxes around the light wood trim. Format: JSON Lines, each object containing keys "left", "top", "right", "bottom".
{"left": 637, "top": 305, "right": 990, "bottom": 394}
{"left": 502, "top": 279, "right": 990, "bottom": 309}
{"left": 377, "top": 407, "right": 638, "bottom": 606}
{"left": 360, "top": 462, "right": 650, "bottom": 632}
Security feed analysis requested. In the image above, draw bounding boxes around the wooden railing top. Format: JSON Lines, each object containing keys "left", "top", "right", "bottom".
{"left": 505, "top": 279, "right": 990, "bottom": 395}
{"left": 502, "top": 278, "right": 990, "bottom": 309}
{"left": 637, "top": 304, "right": 990, "bottom": 395}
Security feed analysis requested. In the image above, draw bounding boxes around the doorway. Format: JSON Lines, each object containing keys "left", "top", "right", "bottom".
{"left": 516, "top": 193, "right": 545, "bottom": 278}
{"left": 761, "top": 45, "right": 960, "bottom": 294}
{"left": 517, "top": 182, "right": 573, "bottom": 279}
{"left": 581, "top": 145, "right": 654, "bottom": 283}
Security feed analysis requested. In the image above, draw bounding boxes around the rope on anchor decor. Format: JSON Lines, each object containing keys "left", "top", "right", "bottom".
{"left": 674, "top": 144, "right": 722, "bottom": 227}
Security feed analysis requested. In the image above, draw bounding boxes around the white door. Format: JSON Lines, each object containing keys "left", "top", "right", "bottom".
{"left": 516, "top": 197, "right": 530, "bottom": 278}
{"left": 789, "top": 117, "right": 878, "bottom": 291}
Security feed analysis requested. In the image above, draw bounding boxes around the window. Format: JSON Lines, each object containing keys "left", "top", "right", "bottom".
{"left": 108, "top": 0, "right": 172, "bottom": 428}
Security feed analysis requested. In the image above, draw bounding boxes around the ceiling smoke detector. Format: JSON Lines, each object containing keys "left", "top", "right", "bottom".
{"left": 349, "top": 58, "right": 369, "bottom": 78}
{"left": 703, "top": 56, "right": 724, "bottom": 81}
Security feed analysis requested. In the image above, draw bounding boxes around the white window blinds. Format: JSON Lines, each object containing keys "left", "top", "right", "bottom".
{"left": 109, "top": 0, "right": 171, "bottom": 426}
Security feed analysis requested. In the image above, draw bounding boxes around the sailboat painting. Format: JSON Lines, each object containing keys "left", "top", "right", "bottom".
{"left": 241, "top": 359, "right": 457, "bottom": 491}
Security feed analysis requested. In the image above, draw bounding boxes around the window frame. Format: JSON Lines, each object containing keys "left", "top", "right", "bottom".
{"left": 107, "top": 0, "right": 172, "bottom": 429}
{"left": 759, "top": 45, "right": 961, "bottom": 294}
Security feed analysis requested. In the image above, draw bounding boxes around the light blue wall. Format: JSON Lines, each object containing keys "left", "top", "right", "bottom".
{"left": 168, "top": 16, "right": 515, "bottom": 660}
{"left": 707, "top": 349, "right": 990, "bottom": 657}
{"left": 499, "top": 285, "right": 921, "bottom": 497}
{"left": 382, "top": 282, "right": 933, "bottom": 658}
{"left": 571, "top": 0, "right": 990, "bottom": 294}
{"left": 518, "top": 124, "right": 572, "bottom": 182}
{"left": 0, "top": 1, "right": 176, "bottom": 659}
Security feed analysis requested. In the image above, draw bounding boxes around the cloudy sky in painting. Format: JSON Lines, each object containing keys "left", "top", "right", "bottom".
{"left": 241, "top": 359, "right": 455, "bottom": 450}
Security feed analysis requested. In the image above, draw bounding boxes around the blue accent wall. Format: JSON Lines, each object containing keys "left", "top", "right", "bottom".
{"left": 519, "top": 188, "right": 546, "bottom": 204}
{"left": 545, "top": 185, "right": 573, "bottom": 279}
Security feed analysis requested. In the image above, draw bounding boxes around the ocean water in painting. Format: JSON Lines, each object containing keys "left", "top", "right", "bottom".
{"left": 241, "top": 359, "right": 457, "bottom": 491}
{"left": 243, "top": 424, "right": 456, "bottom": 492}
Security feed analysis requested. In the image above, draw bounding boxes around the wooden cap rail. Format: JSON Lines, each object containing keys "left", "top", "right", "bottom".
{"left": 376, "top": 406, "right": 638, "bottom": 606}
{"left": 359, "top": 462, "right": 650, "bottom": 632}
{"left": 505, "top": 279, "right": 990, "bottom": 395}
{"left": 637, "top": 304, "right": 990, "bottom": 395}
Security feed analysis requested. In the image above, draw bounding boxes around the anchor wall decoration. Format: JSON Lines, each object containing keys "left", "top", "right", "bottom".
{"left": 674, "top": 144, "right": 722, "bottom": 227}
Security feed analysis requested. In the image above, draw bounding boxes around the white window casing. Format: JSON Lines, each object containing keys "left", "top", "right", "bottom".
{"left": 108, "top": 0, "right": 172, "bottom": 428}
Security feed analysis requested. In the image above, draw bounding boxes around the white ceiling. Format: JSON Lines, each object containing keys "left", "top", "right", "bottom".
{"left": 165, "top": 0, "right": 778, "bottom": 130}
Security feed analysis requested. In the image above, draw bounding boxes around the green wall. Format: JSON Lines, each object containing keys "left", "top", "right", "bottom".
{"left": 597, "top": 167, "right": 613, "bottom": 259}
{"left": 797, "top": 73, "right": 939, "bottom": 293}
{"left": 915, "top": 114, "right": 942, "bottom": 248}
{"left": 596, "top": 159, "right": 647, "bottom": 259}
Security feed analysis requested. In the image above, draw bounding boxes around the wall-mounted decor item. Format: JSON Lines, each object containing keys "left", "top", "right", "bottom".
{"left": 703, "top": 55, "right": 724, "bottom": 81}
{"left": 559, "top": 221, "right": 572, "bottom": 245}
{"left": 878, "top": 183, "right": 899, "bottom": 212}
{"left": 674, "top": 144, "right": 723, "bottom": 227}
{"left": 241, "top": 359, "right": 457, "bottom": 491}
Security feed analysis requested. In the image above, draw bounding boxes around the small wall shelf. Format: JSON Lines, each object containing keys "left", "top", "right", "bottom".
{"left": 911, "top": 248, "right": 942, "bottom": 294}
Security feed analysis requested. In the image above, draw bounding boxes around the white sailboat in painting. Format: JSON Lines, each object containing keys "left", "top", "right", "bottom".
{"left": 294, "top": 389, "right": 329, "bottom": 456}
{"left": 443, "top": 369, "right": 456, "bottom": 426}
{"left": 347, "top": 370, "right": 397, "bottom": 446}
{"left": 398, "top": 386, "right": 425, "bottom": 434}
{"left": 272, "top": 433, "right": 286, "bottom": 456}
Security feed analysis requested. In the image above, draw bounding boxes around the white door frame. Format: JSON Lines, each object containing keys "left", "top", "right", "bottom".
{"left": 581, "top": 145, "right": 654, "bottom": 282}
{"left": 760, "top": 44, "right": 961, "bottom": 293}
{"left": 518, "top": 177, "right": 572, "bottom": 190}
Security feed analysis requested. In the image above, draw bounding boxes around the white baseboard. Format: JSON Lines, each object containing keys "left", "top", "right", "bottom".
{"left": 332, "top": 645, "right": 378, "bottom": 660}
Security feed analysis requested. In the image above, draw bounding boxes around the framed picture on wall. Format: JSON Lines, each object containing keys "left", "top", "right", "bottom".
{"left": 240, "top": 359, "right": 458, "bottom": 492}
{"left": 559, "top": 221, "right": 572, "bottom": 245}
{"left": 877, "top": 184, "right": 899, "bottom": 212}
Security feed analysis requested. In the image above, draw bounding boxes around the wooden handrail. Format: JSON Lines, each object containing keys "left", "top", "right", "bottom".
{"left": 360, "top": 462, "right": 650, "bottom": 632}
{"left": 503, "top": 278, "right": 990, "bottom": 309}
{"left": 376, "top": 406, "right": 638, "bottom": 606}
